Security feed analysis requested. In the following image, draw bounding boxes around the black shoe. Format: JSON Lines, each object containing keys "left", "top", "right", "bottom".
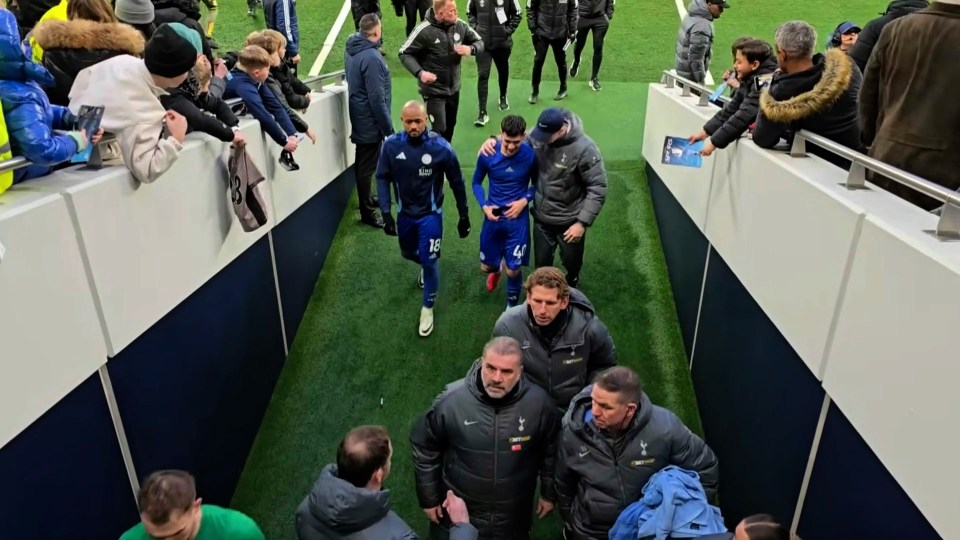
{"left": 566, "top": 274, "right": 579, "bottom": 288}
{"left": 570, "top": 60, "right": 580, "bottom": 78}
{"left": 474, "top": 111, "right": 489, "bottom": 127}
{"left": 361, "top": 213, "right": 384, "bottom": 228}
{"left": 528, "top": 93, "right": 538, "bottom": 104}
{"left": 589, "top": 78, "right": 602, "bottom": 91}
{"left": 499, "top": 96, "right": 509, "bottom": 111}
{"left": 554, "top": 88, "right": 568, "bottom": 100}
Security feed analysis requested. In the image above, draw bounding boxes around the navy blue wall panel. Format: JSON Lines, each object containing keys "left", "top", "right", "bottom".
{"left": 108, "top": 237, "right": 286, "bottom": 506}
{"left": 273, "top": 168, "right": 354, "bottom": 347}
{"left": 0, "top": 372, "right": 139, "bottom": 539}
{"left": 646, "top": 164, "right": 708, "bottom": 356}
{"left": 798, "top": 402, "right": 941, "bottom": 540}
{"left": 692, "top": 248, "right": 824, "bottom": 528}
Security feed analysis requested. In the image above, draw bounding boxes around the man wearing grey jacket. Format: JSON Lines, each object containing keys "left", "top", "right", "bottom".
{"left": 295, "top": 425, "right": 478, "bottom": 540}
{"left": 556, "top": 367, "right": 719, "bottom": 540}
{"left": 492, "top": 266, "right": 616, "bottom": 411}
{"left": 674, "top": 0, "right": 728, "bottom": 84}
{"left": 481, "top": 107, "right": 606, "bottom": 287}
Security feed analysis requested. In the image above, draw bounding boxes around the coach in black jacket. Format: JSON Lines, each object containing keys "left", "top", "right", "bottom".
{"left": 556, "top": 368, "right": 719, "bottom": 540}
{"left": 399, "top": 0, "right": 483, "bottom": 142}
{"left": 411, "top": 337, "right": 560, "bottom": 540}
{"left": 527, "top": 0, "right": 577, "bottom": 102}
{"left": 467, "top": 0, "right": 521, "bottom": 124}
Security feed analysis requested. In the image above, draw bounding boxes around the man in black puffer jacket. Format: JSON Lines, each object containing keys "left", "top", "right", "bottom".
{"left": 556, "top": 367, "right": 719, "bottom": 540}
{"left": 570, "top": 0, "right": 612, "bottom": 91}
{"left": 753, "top": 21, "right": 863, "bottom": 169}
{"left": 399, "top": 0, "right": 483, "bottom": 142}
{"left": 296, "top": 425, "right": 479, "bottom": 540}
{"left": 411, "top": 337, "right": 560, "bottom": 540}
{"left": 527, "top": 0, "right": 577, "bottom": 102}
{"left": 467, "top": 0, "right": 521, "bottom": 125}
{"left": 848, "top": 0, "right": 928, "bottom": 73}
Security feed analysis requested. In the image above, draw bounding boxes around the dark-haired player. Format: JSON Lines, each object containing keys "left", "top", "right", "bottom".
{"left": 472, "top": 115, "right": 537, "bottom": 308}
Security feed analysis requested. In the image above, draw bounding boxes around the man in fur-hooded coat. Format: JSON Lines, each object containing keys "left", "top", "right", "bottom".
{"left": 753, "top": 27, "right": 863, "bottom": 168}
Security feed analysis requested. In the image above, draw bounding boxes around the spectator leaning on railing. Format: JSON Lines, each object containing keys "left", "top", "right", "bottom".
{"left": 67, "top": 22, "right": 198, "bottom": 183}
{"left": 32, "top": 0, "right": 145, "bottom": 106}
{"left": 0, "top": 7, "right": 102, "bottom": 184}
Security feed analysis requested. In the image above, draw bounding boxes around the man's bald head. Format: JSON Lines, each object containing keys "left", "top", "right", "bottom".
{"left": 336, "top": 425, "right": 392, "bottom": 488}
{"left": 401, "top": 100, "right": 429, "bottom": 137}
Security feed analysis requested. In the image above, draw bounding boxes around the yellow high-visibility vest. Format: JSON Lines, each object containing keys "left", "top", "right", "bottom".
{"left": 29, "top": 0, "right": 68, "bottom": 64}
{"left": 0, "top": 106, "right": 12, "bottom": 194}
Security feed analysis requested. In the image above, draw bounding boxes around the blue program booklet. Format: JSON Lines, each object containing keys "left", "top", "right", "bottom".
{"left": 71, "top": 105, "right": 105, "bottom": 163}
{"left": 662, "top": 136, "right": 704, "bottom": 168}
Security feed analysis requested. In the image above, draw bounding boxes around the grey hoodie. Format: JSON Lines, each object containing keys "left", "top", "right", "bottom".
{"left": 492, "top": 287, "right": 616, "bottom": 410}
{"left": 529, "top": 110, "right": 607, "bottom": 227}
{"left": 295, "top": 465, "right": 478, "bottom": 540}
{"left": 674, "top": 0, "right": 714, "bottom": 84}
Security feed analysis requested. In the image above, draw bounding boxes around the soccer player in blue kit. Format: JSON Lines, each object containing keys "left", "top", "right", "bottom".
{"left": 472, "top": 115, "right": 537, "bottom": 308}
{"left": 377, "top": 100, "right": 471, "bottom": 337}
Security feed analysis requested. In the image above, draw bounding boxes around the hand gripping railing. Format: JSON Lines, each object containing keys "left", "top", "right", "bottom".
{"left": 660, "top": 70, "right": 960, "bottom": 239}
{"left": 0, "top": 69, "right": 348, "bottom": 177}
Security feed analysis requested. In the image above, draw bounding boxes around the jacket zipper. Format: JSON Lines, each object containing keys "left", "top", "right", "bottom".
{"left": 607, "top": 440, "right": 628, "bottom": 506}
{"left": 493, "top": 408, "right": 500, "bottom": 494}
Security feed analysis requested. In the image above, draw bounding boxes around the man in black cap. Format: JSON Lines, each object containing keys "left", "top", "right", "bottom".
{"left": 480, "top": 107, "right": 606, "bottom": 287}
{"left": 674, "top": 0, "right": 728, "bottom": 84}
{"left": 68, "top": 22, "right": 199, "bottom": 183}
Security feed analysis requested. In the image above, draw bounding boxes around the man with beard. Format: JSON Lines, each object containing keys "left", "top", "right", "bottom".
{"left": 411, "top": 336, "right": 560, "bottom": 539}
{"left": 376, "top": 100, "right": 471, "bottom": 337}
{"left": 399, "top": 0, "right": 483, "bottom": 142}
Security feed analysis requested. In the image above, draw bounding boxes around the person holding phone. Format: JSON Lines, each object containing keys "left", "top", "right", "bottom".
{"left": 472, "top": 115, "right": 536, "bottom": 308}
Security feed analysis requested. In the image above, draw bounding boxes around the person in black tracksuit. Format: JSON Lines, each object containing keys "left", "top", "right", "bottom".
{"left": 411, "top": 337, "right": 560, "bottom": 540}
{"left": 393, "top": 0, "right": 431, "bottom": 35}
{"left": 351, "top": 0, "right": 382, "bottom": 30}
{"left": 571, "top": 0, "right": 612, "bottom": 91}
{"left": 467, "top": 0, "right": 522, "bottom": 126}
{"left": 399, "top": 0, "right": 483, "bottom": 142}
{"left": 527, "top": 0, "right": 577, "bottom": 103}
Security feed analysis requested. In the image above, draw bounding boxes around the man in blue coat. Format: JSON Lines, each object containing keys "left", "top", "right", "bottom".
{"left": 345, "top": 13, "right": 394, "bottom": 228}
{"left": 376, "top": 100, "right": 471, "bottom": 337}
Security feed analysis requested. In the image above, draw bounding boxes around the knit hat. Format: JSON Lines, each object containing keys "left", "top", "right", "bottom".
{"left": 114, "top": 0, "right": 154, "bottom": 25}
{"left": 168, "top": 22, "right": 203, "bottom": 53}
{"left": 144, "top": 23, "right": 199, "bottom": 78}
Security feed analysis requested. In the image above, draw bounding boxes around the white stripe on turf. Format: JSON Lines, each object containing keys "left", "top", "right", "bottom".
{"left": 308, "top": 0, "right": 353, "bottom": 76}
{"left": 672, "top": 0, "right": 715, "bottom": 86}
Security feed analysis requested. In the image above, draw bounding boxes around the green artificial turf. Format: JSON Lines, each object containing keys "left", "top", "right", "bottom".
{"left": 214, "top": 0, "right": 888, "bottom": 537}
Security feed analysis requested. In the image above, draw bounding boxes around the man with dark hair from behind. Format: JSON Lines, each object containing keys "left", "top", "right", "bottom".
{"left": 120, "top": 469, "right": 265, "bottom": 539}
{"left": 472, "top": 114, "right": 537, "bottom": 308}
{"left": 555, "top": 366, "right": 719, "bottom": 539}
{"left": 296, "top": 425, "right": 478, "bottom": 539}
{"left": 698, "top": 513, "right": 794, "bottom": 540}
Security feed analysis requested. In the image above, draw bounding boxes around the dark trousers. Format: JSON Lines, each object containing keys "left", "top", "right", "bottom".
{"left": 425, "top": 92, "right": 460, "bottom": 142}
{"left": 477, "top": 46, "right": 511, "bottom": 113}
{"left": 534, "top": 220, "right": 585, "bottom": 286}
{"left": 429, "top": 522, "right": 531, "bottom": 540}
{"left": 354, "top": 141, "right": 382, "bottom": 219}
{"left": 404, "top": 0, "right": 429, "bottom": 35}
{"left": 573, "top": 19, "right": 608, "bottom": 79}
{"left": 532, "top": 36, "right": 568, "bottom": 94}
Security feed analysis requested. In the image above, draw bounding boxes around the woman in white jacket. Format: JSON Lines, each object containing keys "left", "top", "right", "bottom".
{"left": 68, "top": 22, "right": 199, "bottom": 183}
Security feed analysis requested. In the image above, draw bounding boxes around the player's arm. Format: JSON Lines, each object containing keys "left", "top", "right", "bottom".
{"left": 472, "top": 154, "right": 489, "bottom": 210}
{"left": 445, "top": 147, "right": 470, "bottom": 221}
{"left": 376, "top": 141, "right": 394, "bottom": 216}
{"left": 410, "top": 407, "right": 448, "bottom": 511}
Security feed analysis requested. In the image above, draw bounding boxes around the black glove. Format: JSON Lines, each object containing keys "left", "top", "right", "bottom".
{"left": 457, "top": 216, "right": 471, "bottom": 238}
{"left": 383, "top": 213, "right": 398, "bottom": 236}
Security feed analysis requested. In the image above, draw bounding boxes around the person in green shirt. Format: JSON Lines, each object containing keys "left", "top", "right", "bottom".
{"left": 120, "top": 469, "right": 265, "bottom": 540}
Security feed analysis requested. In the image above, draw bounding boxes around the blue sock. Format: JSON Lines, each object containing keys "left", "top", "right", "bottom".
{"left": 506, "top": 271, "right": 522, "bottom": 307}
{"left": 422, "top": 260, "right": 439, "bottom": 308}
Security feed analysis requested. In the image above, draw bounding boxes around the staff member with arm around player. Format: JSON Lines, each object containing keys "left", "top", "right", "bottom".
{"left": 410, "top": 336, "right": 561, "bottom": 540}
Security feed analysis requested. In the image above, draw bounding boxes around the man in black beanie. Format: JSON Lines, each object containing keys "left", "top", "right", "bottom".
{"left": 68, "top": 23, "right": 199, "bottom": 183}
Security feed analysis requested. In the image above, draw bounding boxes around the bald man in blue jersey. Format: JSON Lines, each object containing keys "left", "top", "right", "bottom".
{"left": 377, "top": 100, "right": 471, "bottom": 337}
{"left": 473, "top": 115, "right": 537, "bottom": 308}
